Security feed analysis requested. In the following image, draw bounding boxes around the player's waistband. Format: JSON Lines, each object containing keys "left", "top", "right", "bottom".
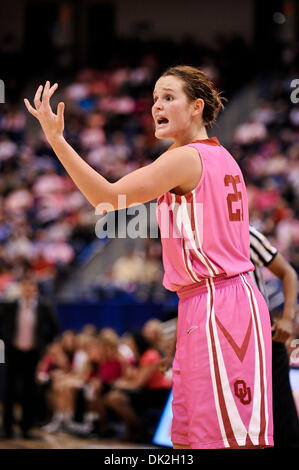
{"left": 177, "top": 272, "right": 250, "bottom": 299}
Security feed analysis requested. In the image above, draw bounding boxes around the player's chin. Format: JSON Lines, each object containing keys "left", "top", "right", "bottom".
{"left": 154, "top": 127, "right": 171, "bottom": 139}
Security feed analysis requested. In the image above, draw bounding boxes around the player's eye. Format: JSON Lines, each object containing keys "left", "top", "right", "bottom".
{"left": 166, "top": 95, "right": 173, "bottom": 101}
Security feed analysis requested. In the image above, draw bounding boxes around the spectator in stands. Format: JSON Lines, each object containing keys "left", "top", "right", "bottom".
{"left": 39, "top": 338, "right": 75, "bottom": 433}
{"left": 36, "top": 339, "right": 70, "bottom": 425}
{"left": 40, "top": 331, "right": 96, "bottom": 433}
{"left": 64, "top": 328, "right": 127, "bottom": 436}
{"left": 60, "top": 329, "right": 76, "bottom": 365}
{"left": 71, "top": 333, "right": 90, "bottom": 376}
{"left": 110, "top": 248, "right": 144, "bottom": 290}
{"left": 142, "top": 318, "right": 166, "bottom": 356}
{"left": 81, "top": 324, "right": 98, "bottom": 337}
{"left": 78, "top": 329, "right": 128, "bottom": 436}
{"left": 104, "top": 331, "right": 171, "bottom": 442}
{"left": 0, "top": 275, "right": 59, "bottom": 439}
{"left": 233, "top": 115, "right": 268, "bottom": 145}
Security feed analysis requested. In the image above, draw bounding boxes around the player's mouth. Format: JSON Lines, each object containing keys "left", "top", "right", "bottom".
{"left": 156, "top": 116, "right": 169, "bottom": 128}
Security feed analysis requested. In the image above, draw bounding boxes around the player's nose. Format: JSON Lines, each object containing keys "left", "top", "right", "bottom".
{"left": 152, "top": 99, "right": 163, "bottom": 114}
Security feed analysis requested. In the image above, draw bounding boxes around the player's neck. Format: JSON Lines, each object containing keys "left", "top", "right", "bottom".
{"left": 172, "top": 127, "right": 208, "bottom": 147}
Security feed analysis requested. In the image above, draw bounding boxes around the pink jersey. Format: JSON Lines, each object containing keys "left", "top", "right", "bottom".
{"left": 156, "top": 137, "right": 254, "bottom": 292}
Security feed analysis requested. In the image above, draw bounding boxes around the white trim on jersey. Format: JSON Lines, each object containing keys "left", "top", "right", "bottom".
{"left": 170, "top": 193, "right": 219, "bottom": 282}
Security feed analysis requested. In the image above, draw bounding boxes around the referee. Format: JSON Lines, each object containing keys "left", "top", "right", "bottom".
{"left": 249, "top": 225, "right": 299, "bottom": 448}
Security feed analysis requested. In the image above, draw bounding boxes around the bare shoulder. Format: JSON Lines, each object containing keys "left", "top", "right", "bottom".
{"left": 157, "top": 145, "right": 202, "bottom": 195}
{"left": 158, "top": 145, "right": 201, "bottom": 165}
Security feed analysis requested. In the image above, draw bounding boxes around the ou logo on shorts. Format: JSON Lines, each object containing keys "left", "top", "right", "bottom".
{"left": 234, "top": 380, "right": 251, "bottom": 405}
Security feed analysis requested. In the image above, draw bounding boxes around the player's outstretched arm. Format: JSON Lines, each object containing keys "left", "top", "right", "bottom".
{"left": 24, "top": 82, "right": 202, "bottom": 212}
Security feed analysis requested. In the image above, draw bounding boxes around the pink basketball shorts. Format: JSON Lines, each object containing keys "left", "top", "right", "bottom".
{"left": 171, "top": 273, "right": 273, "bottom": 449}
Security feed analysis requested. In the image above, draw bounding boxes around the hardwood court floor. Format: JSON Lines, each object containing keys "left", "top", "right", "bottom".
{"left": 0, "top": 429, "right": 157, "bottom": 449}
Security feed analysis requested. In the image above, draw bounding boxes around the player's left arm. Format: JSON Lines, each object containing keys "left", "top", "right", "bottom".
{"left": 267, "top": 253, "right": 298, "bottom": 342}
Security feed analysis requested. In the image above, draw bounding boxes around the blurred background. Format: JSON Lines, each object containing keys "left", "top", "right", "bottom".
{"left": 0, "top": 0, "right": 298, "bottom": 448}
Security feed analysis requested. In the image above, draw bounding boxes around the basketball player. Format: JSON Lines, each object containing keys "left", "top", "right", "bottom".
{"left": 24, "top": 66, "right": 273, "bottom": 449}
{"left": 160, "top": 225, "right": 299, "bottom": 447}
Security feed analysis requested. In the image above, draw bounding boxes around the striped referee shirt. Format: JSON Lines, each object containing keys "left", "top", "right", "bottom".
{"left": 249, "top": 225, "right": 278, "bottom": 306}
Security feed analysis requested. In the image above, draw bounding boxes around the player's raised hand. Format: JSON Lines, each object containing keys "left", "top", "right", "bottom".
{"left": 24, "top": 81, "right": 65, "bottom": 142}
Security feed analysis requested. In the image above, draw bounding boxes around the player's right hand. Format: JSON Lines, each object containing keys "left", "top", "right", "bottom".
{"left": 24, "top": 81, "right": 65, "bottom": 143}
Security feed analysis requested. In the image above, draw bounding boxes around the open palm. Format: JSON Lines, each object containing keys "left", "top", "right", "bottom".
{"left": 24, "top": 81, "right": 65, "bottom": 142}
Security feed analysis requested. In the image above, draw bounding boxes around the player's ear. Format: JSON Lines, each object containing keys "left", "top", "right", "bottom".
{"left": 192, "top": 98, "right": 204, "bottom": 118}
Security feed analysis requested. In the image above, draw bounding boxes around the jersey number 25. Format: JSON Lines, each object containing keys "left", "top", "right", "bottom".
{"left": 224, "top": 174, "right": 244, "bottom": 222}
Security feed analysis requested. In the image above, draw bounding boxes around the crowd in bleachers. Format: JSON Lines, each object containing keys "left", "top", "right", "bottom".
{"left": 0, "top": 37, "right": 298, "bottom": 303}
{"left": 34, "top": 319, "right": 172, "bottom": 442}
{"left": 231, "top": 72, "right": 299, "bottom": 272}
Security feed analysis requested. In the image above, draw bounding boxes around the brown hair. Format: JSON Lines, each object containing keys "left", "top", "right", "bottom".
{"left": 161, "top": 65, "right": 225, "bottom": 126}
